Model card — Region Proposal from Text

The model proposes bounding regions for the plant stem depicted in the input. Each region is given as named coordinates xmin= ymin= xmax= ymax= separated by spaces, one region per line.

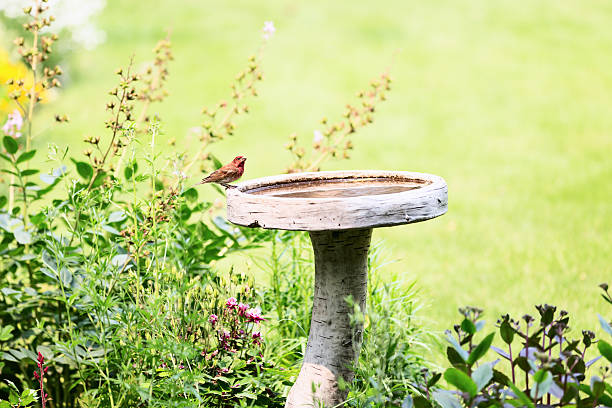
xmin=183 ymin=102 xmax=237 ymax=174
xmin=525 ymin=325 xmax=529 ymax=393
xmin=67 ymin=63 xmax=133 ymax=248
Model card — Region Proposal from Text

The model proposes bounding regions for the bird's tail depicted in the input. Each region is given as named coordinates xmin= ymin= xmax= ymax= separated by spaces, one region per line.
xmin=193 ymin=178 xmax=209 ymax=187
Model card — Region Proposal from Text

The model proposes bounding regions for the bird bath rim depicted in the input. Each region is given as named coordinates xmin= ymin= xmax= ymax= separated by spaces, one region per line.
xmin=226 ymin=170 xmax=448 ymax=231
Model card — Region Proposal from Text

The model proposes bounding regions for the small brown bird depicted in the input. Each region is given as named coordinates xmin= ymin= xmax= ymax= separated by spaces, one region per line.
xmin=195 ymin=156 xmax=246 ymax=188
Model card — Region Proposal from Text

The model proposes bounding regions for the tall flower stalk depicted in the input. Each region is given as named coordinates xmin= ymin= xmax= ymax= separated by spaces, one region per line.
xmin=33 ymin=352 xmax=49 ymax=408
xmin=4 ymin=0 xmax=65 ymax=223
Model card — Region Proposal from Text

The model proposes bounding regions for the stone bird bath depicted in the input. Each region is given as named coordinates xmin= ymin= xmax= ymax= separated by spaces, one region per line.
xmin=226 ymin=170 xmax=448 ymax=407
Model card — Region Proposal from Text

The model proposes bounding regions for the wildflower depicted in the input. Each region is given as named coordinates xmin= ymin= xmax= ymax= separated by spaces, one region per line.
xmin=172 ymin=169 xmax=186 ymax=180
xmin=246 ymin=307 xmax=265 ymax=323
xmin=226 ymin=297 xmax=238 ymax=309
xmin=262 ymin=21 xmax=275 ymax=40
xmin=313 ymin=129 xmax=324 ymax=147
xmin=237 ymin=302 xmax=249 ymax=317
xmin=252 ymin=331 xmax=261 ymax=345
xmin=34 ymin=351 xmax=48 ymax=408
xmin=208 ymin=314 xmax=218 ymax=326
xmin=2 ymin=109 xmax=23 ymax=137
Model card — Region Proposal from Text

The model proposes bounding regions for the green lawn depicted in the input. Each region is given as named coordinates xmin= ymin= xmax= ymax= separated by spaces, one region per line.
xmin=23 ymin=0 xmax=612 ymax=338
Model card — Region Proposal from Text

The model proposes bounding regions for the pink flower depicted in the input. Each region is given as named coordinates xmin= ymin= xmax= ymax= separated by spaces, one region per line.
xmin=246 ymin=307 xmax=265 ymax=323
xmin=2 ymin=109 xmax=23 ymax=138
xmin=226 ymin=297 xmax=238 ymax=309
xmin=208 ymin=314 xmax=218 ymax=326
xmin=252 ymin=331 xmax=261 ymax=345
xmin=237 ymin=302 xmax=249 ymax=316
xmin=262 ymin=21 xmax=275 ymax=40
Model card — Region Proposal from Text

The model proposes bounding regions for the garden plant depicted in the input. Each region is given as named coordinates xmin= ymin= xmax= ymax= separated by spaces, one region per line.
xmin=1 ymin=1 xmax=611 ymax=408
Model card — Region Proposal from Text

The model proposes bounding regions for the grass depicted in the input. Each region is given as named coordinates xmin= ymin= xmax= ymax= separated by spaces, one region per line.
xmin=6 ymin=0 xmax=612 ymax=344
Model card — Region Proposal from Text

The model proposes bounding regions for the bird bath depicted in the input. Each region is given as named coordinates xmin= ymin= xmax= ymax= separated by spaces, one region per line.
xmin=226 ymin=170 xmax=448 ymax=407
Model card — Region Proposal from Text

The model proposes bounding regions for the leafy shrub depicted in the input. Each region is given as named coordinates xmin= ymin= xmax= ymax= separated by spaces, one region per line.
xmin=421 ymin=284 xmax=612 ymax=408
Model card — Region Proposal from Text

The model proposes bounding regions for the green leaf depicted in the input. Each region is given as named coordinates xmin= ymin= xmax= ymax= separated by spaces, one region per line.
xmin=13 ymin=226 xmax=32 ymax=244
xmin=500 ymin=319 xmax=514 ymax=344
xmin=599 ymin=314 xmax=612 ymax=336
xmin=75 ymin=161 xmax=93 ymax=179
xmin=16 ymin=149 xmax=36 ymax=164
xmin=413 ymin=396 xmax=432 ymax=408
xmin=533 ymin=369 xmax=547 ymax=383
xmin=209 ymin=153 xmax=223 ymax=169
xmin=508 ymin=383 xmax=535 ymax=408
xmin=447 ymin=347 xmax=468 ymax=370
xmin=20 ymin=390 xmax=35 ymax=405
xmin=108 ymin=211 xmax=126 ymax=223
xmin=91 ymin=170 xmax=106 ymax=188
xmin=445 ymin=332 xmax=469 ymax=362
xmin=461 ymin=318 xmax=477 ymax=335
xmin=0 ymin=195 xmax=6 ymax=208
xmin=467 ymin=332 xmax=495 ymax=365
xmin=427 ymin=372 xmax=442 ymax=388
xmin=102 ymin=224 xmax=120 ymax=235
xmin=471 ymin=362 xmax=493 ymax=392
xmin=598 ymin=339 xmax=612 ymax=363
xmin=591 ymin=377 xmax=605 ymax=398
xmin=0 ymin=324 xmax=14 ymax=341
xmin=183 ymin=187 xmax=198 ymax=203
xmin=432 ymin=390 xmax=463 ymax=408
xmin=578 ymin=383 xmax=612 ymax=407
xmin=20 ymin=169 xmax=39 ymax=177
xmin=124 ymin=165 xmax=133 ymax=180
xmin=3 ymin=136 xmax=18 ymax=154
xmin=530 ymin=370 xmax=552 ymax=400
xmin=492 ymin=369 xmax=510 ymax=386
xmin=401 ymin=395 xmax=414 ymax=408
xmin=0 ymin=168 xmax=17 ymax=176
xmin=444 ymin=367 xmax=478 ymax=397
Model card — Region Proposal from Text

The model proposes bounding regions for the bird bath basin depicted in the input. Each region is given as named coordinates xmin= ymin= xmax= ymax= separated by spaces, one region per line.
xmin=226 ymin=170 xmax=448 ymax=407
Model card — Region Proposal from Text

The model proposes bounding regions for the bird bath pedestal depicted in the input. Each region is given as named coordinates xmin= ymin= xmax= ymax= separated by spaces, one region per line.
xmin=226 ymin=170 xmax=448 ymax=407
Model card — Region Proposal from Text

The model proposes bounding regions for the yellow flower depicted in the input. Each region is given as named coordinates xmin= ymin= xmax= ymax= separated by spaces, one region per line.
xmin=0 ymin=48 xmax=48 ymax=115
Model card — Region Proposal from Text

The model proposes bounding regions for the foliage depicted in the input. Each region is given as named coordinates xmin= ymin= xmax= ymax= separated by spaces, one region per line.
xmin=344 ymin=244 xmax=432 ymax=407
xmin=422 ymin=284 xmax=612 ymax=408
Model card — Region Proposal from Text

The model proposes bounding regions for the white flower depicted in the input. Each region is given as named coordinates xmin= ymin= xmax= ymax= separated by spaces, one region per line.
xmin=172 ymin=160 xmax=187 ymax=180
xmin=262 ymin=21 xmax=275 ymax=40
xmin=0 ymin=0 xmax=107 ymax=50
xmin=2 ymin=109 xmax=23 ymax=138
xmin=172 ymin=170 xmax=187 ymax=180
xmin=313 ymin=130 xmax=324 ymax=146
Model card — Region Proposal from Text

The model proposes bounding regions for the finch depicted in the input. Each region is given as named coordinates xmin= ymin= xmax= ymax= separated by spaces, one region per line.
xmin=195 ymin=156 xmax=246 ymax=188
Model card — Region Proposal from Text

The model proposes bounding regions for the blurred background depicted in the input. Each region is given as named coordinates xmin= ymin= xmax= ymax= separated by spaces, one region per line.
xmin=1 ymin=0 xmax=611 ymax=333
